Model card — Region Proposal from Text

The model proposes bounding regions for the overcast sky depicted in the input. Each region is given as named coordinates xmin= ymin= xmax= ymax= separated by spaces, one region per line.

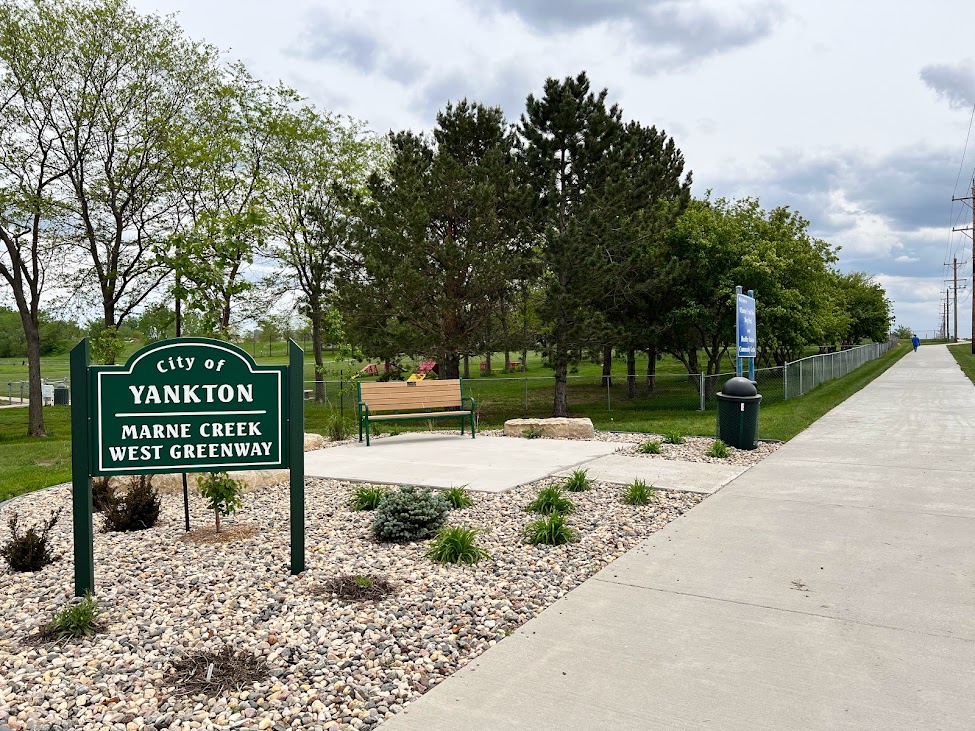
xmin=133 ymin=0 xmax=975 ymax=335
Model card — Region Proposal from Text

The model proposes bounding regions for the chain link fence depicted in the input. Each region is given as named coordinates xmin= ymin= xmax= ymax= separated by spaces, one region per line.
xmin=782 ymin=341 xmax=894 ymax=401
xmin=300 ymin=340 xmax=893 ymax=422
xmin=300 ymin=367 xmax=789 ymax=423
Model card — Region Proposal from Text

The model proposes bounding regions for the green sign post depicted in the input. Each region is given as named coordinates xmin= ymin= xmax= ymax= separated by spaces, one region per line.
xmin=70 ymin=337 xmax=305 ymax=596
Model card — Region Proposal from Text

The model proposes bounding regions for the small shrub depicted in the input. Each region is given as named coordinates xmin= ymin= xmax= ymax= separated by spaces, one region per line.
xmin=91 ymin=477 xmax=116 ymax=513
xmin=623 ymin=478 xmax=657 ymax=506
xmin=638 ymin=440 xmax=661 ymax=455
xmin=326 ymin=414 xmax=352 ymax=441
xmin=526 ymin=485 xmax=575 ymax=515
xmin=371 ymin=485 xmax=450 ymax=542
xmin=663 ymin=430 xmax=685 ymax=445
xmin=524 ymin=513 xmax=577 ymax=545
xmin=101 ymin=475 xmax=161 ymax=532
xmin=442 ymin=486 xmax=474 ymax=509
xmin=1 ymin=509 xmax=61 ymax=572
xmin=41 ymin=593 xmax=102 ymax=640
xmin=523 ymin=425 xmax=543 ymax=439
xmin=563 ymin=469 xmax=593 ymax=492
xmin=708 ymin=440 xmax=730 ymax=458
xmin=320 ymin=574 xmax=396 ymax=602
xmin=426 ymin=526 xmax=492 ymax=565
xmin=349 ymin=485 xmax=389 ymax=511
xmin=197 ymin=472 xmax=244 ymax=534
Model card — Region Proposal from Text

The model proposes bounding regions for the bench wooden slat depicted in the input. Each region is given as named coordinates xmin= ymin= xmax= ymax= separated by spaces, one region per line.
xmin=359 ymin=382 xmax=459 ymax=394
xmin=363 ymin=398 xmax=462 ymax=411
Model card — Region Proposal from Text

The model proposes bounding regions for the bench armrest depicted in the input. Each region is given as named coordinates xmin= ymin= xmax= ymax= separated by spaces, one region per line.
xmin=462 ymin=396 xmax=476 ymax=411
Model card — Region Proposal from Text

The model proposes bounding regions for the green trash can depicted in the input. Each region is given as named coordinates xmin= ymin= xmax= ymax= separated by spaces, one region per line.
xmin=54 ymin=384 xmax=70 ymax=406
xmin=716 ymin=377 xmax=761 ymax=450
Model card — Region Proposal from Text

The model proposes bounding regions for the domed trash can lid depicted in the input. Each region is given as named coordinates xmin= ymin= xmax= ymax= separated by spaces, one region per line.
xmin=718 ymin=376 xmax=759 ymax=398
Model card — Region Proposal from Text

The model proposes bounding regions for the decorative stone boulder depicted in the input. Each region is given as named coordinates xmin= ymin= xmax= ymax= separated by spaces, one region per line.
xmin=304 ymin=432 xmax=328 ymax=451
xmin=503 ymin=417 xmax=595 ymax=440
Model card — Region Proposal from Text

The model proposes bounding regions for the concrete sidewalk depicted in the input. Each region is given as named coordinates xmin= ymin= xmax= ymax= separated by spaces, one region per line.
xmin=381 ymin=345 xmax=975 ymax=730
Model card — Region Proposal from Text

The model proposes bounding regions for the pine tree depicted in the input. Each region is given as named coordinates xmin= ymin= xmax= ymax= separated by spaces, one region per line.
xmin=519 ymin=72 xmax=622 ymax=416
xmin=339 ymin=100 xmax=530 ymax=379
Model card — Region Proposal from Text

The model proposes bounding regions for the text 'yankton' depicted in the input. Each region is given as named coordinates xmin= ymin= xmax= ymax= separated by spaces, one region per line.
xmin=128 ymin=383 xmax=253 ymax=405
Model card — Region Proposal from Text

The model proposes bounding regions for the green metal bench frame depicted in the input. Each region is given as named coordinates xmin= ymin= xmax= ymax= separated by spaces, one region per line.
xmin=356 ymin=380 xmax=476 ymax=446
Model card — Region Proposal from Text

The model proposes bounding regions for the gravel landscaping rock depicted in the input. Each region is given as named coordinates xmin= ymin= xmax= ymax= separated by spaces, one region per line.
xmin=0 ymin=472 xmax=702 ymax=729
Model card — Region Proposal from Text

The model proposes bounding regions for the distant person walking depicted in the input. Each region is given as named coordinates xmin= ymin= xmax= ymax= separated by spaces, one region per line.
xmin=911 ymin=334 xmax=920 ymax=352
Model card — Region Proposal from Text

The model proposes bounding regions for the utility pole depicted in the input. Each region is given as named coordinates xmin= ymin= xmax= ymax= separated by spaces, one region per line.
xmin=952 ymin=180 xmax=975 ymax=352
xmin=945 ymin=290 xmax=949 ymax=339
xmin=954 ymin=257 xmax=960 ymax=343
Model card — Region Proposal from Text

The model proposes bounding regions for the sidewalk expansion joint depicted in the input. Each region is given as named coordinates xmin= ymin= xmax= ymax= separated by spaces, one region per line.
xmin=591 ymin=577 xmax=975 ymax=644
xmin=722 ymin=493 xmax=975 ymax=521
xmin=768 ymin=457 xmax=975 ymax=475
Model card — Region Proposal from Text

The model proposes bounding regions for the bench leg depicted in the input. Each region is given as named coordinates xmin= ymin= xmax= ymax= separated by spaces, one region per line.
xmin=365 ymin=419 xmax=371 ymax=446
xmin=358 ymin=415 xmax=363 ymax=443
xmin=460 ymin=416 xmax=464 ymax=435
xmin=470 ymin=412 xmax=476 ymax=439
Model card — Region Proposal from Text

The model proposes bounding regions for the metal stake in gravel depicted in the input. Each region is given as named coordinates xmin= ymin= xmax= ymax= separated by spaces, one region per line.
xmin=69 ymin=337 xmax=306 ymax=596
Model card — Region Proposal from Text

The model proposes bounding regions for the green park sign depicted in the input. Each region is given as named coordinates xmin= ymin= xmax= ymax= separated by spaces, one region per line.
xmin=90 ymin=339 xmax=288 ymax=475
xmin=70 ymin=337 xmax=305 ymax=596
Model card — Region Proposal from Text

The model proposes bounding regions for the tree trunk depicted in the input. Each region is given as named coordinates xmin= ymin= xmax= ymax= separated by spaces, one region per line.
xmin=215 ymin=509 xmax=221 ymax=534
xmin=626 ymin=348 xmax=636 ymax=399
xmin=504 ymin=351 xmax=511 ymax=371
xmin=102 ymin=307 xmax=118 ymax=365
xmin=311 ymin=306 xmax=325 ymax=402
xmin=553 ymin=359 xmax=569 ymax=417
xmin=646 ymin=347 xmax=658 ymax=395
xmin=522 ymin=349 xmax=528 ymax=370
xmin=442 ymin=353 xmax=461 ymax=380
xmin=601 ymin=345 xmax=613 ymax=387
xmin=463 ymin=355 xmax=470 ymax=379
xmin=485 ymin=353 xmax=492 ymax=375
xmin=23 ymin=312 xmax=46 ymax=437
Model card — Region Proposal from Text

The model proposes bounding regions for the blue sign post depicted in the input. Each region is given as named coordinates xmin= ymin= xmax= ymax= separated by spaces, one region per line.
xmin=736 ymin=286 xmax=757 ymax=380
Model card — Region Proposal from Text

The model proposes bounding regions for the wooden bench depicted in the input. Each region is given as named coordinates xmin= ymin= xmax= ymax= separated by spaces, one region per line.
xmin=356 ymin=380 xmax=476 ymax=446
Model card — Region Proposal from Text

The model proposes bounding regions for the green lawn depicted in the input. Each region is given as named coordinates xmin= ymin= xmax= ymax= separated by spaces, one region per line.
xmin=0 ymin=342 xmax=904 ymax=503
xmin=947 ymin=343 xmax=975 ymax=385
xmin=0 ymin=406 xmax=72 ymax=502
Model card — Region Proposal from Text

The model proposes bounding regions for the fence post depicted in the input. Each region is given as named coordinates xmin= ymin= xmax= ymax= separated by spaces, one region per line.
xmin=799 ymin=360 xmax=803 ymax=396
xmin=784 ymin=365 xmax=789 ymax=400
xmin=699 ymin=373 xmax=705 ymax=411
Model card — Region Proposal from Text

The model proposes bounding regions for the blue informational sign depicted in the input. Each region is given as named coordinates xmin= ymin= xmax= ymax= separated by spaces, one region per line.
xmin=736 ymin=291 xmax=757 ymax=359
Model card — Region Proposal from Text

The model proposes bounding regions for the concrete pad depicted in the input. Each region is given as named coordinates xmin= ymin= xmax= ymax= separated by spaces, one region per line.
xmin=555 ymin=453 xmax=747 ymax=494
xmin=382 ymin=579 xmax=975 ymax=731
xmin=303 ymin=433 xmax=634 ymax=492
